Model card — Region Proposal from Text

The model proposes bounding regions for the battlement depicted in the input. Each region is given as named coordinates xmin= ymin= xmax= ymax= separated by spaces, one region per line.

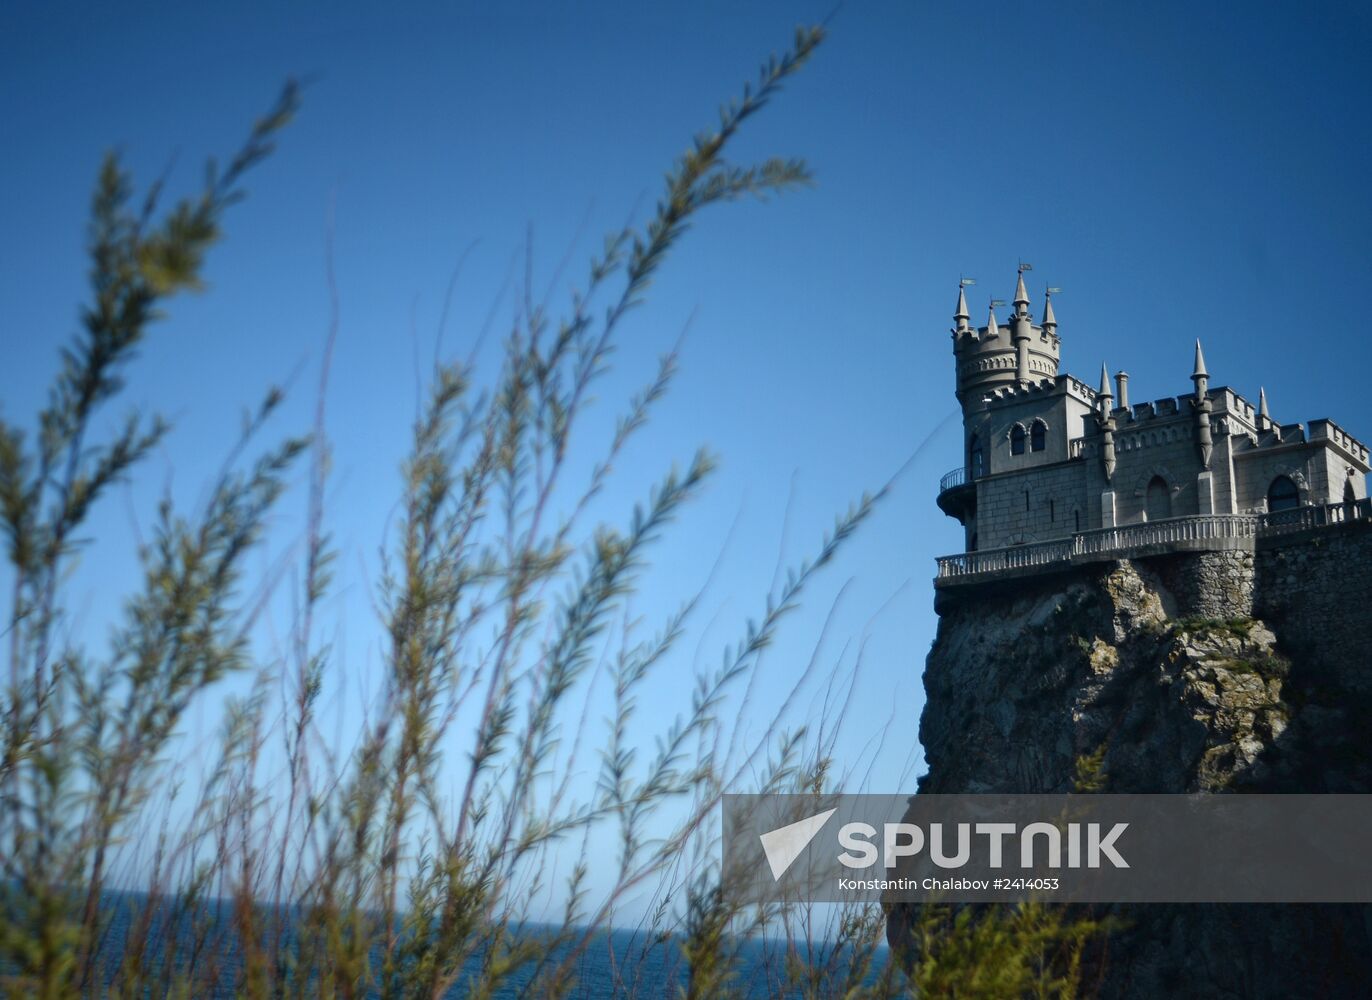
xmin=1310 ymin=419 xmax=1371 ymax=464
xmin=952 ymin=322 xmax=1061 ymax=357
xmin=979 ymin=373 xmax=1096 ymax=411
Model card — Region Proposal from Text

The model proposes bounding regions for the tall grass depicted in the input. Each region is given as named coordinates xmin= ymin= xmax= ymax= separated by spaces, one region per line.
xmin=0 ymin=24 xmax=1104 ymax=998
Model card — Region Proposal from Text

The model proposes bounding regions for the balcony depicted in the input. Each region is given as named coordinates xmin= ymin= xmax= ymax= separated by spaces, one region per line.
xmin=939 ymin=466 xmax=971 ymax=493
xmin=937 ymin=465 xmax=978 ymax=520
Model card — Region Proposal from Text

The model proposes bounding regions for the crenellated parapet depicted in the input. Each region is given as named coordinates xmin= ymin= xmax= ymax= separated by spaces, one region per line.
xmin=951 ymin=269 xmax=1062 ymax=410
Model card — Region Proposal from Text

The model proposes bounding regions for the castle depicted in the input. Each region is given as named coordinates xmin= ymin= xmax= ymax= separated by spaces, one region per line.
xmin=934 ymin=267 xmax=1371 ymax=582
xmin=898 ymin=269 xmax=1372 ymax=993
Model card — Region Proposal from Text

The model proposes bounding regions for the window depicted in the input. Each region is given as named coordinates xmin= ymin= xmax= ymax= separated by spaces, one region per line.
xmin=1345 ymin=479 xmax=1357 ymax=504
xmin=969 ymin=435 xmax=984 ymax=479
xmin=1024 ymin=490 xmax=1030 ymax=512
xmin=1010 ymin=424 xmax=1026 ymax=456
xmin=1030 ymin=420 xmax=1047 ymax=453
xmin=1144 ymin=476 xmax=1171 ymax=521
xmin=1267 ymin=475 xmax=1300 ymax=513
xmin=1074 ymin=510 xmax=1080 ymax=532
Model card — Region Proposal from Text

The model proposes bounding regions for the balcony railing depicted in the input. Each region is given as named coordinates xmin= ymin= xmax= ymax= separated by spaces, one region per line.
xmin=935 ymin=500 xmax=1372 ymax=583
xmin=939 ymin=466 xmax=970 ymax=493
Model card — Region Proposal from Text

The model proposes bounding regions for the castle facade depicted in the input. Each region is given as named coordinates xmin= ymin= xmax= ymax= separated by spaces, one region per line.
xmin=936 ymin=268 xmax=1370 ymax=566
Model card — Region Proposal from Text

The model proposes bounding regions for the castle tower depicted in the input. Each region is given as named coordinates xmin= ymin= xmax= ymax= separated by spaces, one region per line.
xmin=952 ymin=269 xmax=1061 ymax=415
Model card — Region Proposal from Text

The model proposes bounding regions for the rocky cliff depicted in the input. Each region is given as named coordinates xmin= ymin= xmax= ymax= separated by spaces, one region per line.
xmin=889 ymin=520 xmax=1372 ymax=998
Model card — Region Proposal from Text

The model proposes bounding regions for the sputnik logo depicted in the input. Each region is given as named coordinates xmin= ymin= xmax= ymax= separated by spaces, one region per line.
xmin=758 ymin=808 xmax=837 ymax=881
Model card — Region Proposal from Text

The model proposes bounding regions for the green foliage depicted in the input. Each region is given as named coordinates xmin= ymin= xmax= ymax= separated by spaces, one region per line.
xmin=1173 ymin=616 xmax=1256 ymax=640
xmin=1072 ymin=744 xmax=1109 ymax=794
xmin=901 ymin=901 xmax=1105 ymax=999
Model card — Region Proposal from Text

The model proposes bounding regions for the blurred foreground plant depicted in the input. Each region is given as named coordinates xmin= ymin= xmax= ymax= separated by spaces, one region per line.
xmin=0 ymin=24 xmax=1108 ymax=1000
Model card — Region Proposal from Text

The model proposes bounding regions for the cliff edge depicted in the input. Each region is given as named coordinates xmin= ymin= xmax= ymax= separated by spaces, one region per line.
xmin=889 ymin=521 xmax=1372 ymax=997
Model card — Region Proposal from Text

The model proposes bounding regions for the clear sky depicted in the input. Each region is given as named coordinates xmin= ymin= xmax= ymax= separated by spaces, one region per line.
xmin=4 ymin=0 xmax=1372 ymax=915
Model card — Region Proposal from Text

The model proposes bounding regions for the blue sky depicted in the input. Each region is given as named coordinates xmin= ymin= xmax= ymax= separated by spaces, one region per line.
xmin=4 ymin=0 xmax=1372 ymax=915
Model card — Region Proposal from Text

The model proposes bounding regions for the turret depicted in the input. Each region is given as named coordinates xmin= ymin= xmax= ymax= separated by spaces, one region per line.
xmin=1097 ymin=362 xmax=1113 ymax=415
xmin=1191 ymin=340 xmax=1213 ymax=469
xmin=1098 ymin=363 xmax=1116 ymax=481
xmin=1013 ymin=268 xmax=1031 ymax=319
xmin=1012 ymin=266 xmax=1033 ymax=384
xmin=1191 ymin=340 xmax=1210 ymax=398
xmin=951 ymin=265 xmax=1062 ymax=413
xmin=953 ymin=284 xmax=970 ymax=334
xmin=1041 ymin=290 xmax=1057 ymax=335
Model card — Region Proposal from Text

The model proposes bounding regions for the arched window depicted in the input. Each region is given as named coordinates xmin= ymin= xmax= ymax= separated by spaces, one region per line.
xmin=1144 ymin=476 xmax=1172 ymax=521
xmin=1010 ymin=424 xmax=1026 ymax=456
xmin=1030 ymin=420 xmax=1047 ymax=453
xmin=969 ymin=435 xmax=984 ymax=479
xmin=1267 ymin=475 xmax=1300 ymax=513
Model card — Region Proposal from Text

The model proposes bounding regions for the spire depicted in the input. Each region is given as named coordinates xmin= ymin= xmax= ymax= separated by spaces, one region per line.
xmin=954 ymin=284 xmax=970 ymax=332
xmin=1041 ymin=291 xmax=1057 ymax=332
xmin=1191 ymin=340 xmax=1209 ymax=381
xmin=985 ymin=304 xmax=999 ymax=340
xmin=1013 ymin=268 xmax=1030 ymax=317
xmin=1259 ymin=386 xmax=1270 ymax=420
xmin=1098 ymin=362 xmax=1113 ymax=401
xmin=1192 ymin=341 xmax=1213 ymax=469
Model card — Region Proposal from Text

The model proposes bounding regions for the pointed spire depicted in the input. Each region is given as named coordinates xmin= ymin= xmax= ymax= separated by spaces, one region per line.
xmin=954 ymin=285 xmax=970 ymax=331
xmin=1009 ymin=268 xmax=1031 ymax=304
xmin=1192 ymin=340 xmax=1209 ymax=380
xmin=1259 ymin=387 xmax=1270 ymax=420
xmin=985 ymin=304 xmax=999 ymax=339
xmin=1098 ymin=362 xmax=1114 ymax=416
xmin=1041 ymin=292 xmax=1057 ymax=331
xmin=1013 ymin=270 xmax=1030 ymax=312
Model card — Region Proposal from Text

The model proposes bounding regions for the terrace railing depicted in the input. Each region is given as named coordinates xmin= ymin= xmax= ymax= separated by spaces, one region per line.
xmin=935 ymin=499 xmax=1372 ymax=583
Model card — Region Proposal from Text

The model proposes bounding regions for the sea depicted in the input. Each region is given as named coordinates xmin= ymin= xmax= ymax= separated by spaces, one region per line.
xmin=7 ymin=891 xmax=895 ymax=998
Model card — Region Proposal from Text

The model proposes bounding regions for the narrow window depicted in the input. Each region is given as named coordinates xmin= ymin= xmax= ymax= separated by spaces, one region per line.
xmin=1030 ymin=420 xmax=1047 ymax=453
xmin=1267 ymin=475 xmax=1300 ymax=513
xmin=969 ymin=434 xmax=984 ymax=479
xmin=1011 ymin=424 xmax=1026 ymax=456
xmin=1344 ymin=479 xmax=1356 ymax=504
xmin=1050 ymin=499 xmax=1055 ymax=522
xmin=1145 ymin=476 xmax=1172 ymax=521
xmin=1074 ymin=510 xmax=1080 ymax=532
xmin=1024 ymin=490 xmax=1030 ymax=512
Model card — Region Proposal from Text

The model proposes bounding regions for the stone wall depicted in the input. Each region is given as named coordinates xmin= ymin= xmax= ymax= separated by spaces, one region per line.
xmin=975 ymin=461 xmax=1089 ymax=549
xmin=1256 ymin=518 xmax=1372 ymax=694
xmin=1153 ymin=549 xmax=1255 ymax=619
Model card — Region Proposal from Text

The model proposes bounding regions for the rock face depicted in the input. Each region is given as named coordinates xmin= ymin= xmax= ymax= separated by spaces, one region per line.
xmin=890 ymin=522 xmax=1372 ymax=998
